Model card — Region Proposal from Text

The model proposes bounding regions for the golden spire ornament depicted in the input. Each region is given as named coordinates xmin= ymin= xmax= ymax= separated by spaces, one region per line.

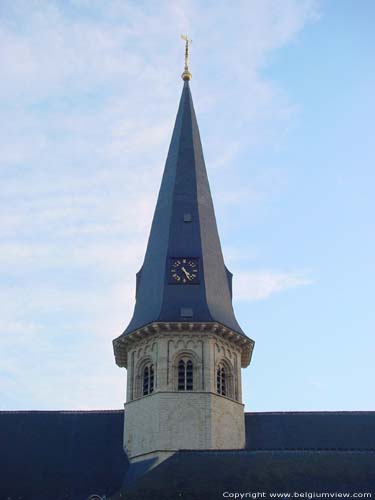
xmin=181 ymin=34 xmax=192 ymax=81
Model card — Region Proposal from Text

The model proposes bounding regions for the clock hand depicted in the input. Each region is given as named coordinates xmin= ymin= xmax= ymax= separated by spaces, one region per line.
xmin=181 ymin=267 xmax=189 ymax=277
xmin=181 ymin=267 xmax=193 ymax=280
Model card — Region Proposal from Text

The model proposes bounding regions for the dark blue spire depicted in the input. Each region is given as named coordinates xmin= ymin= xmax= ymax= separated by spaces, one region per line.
xmin=120 ymin=81 xmax=246 ymax=337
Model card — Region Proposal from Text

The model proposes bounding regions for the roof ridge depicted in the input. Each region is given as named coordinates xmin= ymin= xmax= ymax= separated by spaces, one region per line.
xmin=177 ymin=448 xmax=375 ymax=453
xmin=2 ymin=410 xmax=374 ymax=415
xmin=245 ymin=410 xmax=375 ymax=415
xmin=0 ymin=409 xmax=124 ymax=414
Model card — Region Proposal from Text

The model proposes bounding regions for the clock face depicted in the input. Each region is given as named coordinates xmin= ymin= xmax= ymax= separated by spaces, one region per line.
xmin=169 ymin=258 xmax=199 ymax=284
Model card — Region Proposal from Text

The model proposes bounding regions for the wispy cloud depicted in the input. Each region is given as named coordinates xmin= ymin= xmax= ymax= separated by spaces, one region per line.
xmin=0 ymin=0 xmax=318 ymax=409
xmin=235 ymin=270 xmax=313 ymax=301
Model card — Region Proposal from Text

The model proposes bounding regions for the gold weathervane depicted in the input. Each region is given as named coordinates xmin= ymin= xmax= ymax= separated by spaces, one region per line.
xmin=181 ymin=34 xmax=192 ymax=81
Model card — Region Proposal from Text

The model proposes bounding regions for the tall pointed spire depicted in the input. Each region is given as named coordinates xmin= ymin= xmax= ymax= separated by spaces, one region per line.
xmin=113 ymin=58 xmax=254 ymax=368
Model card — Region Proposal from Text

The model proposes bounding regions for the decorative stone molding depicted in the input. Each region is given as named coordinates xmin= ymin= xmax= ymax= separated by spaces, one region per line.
xmin=113 ymin=321 xmax=254 ymax=369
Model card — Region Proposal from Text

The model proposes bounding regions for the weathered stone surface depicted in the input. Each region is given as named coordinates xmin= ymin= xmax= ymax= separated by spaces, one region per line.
xmin=123 ymin=329 xmax=245 ymax=458
xmin=124 ymin=391 xmax=245 ymax=457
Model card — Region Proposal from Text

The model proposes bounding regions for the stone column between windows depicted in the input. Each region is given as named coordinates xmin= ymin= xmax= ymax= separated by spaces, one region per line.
xmin=156 ymin=336 xmax=168 ymax=391
xmin=236 ymin=350 xmax=242 ymax=404
xmin=203 ymin=335 xmax=215 ymax=393
xmin=126 ymin=348 xmax=135 ymax=402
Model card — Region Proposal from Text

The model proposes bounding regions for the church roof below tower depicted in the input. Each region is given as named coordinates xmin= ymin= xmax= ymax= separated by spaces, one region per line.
xmin=1 ymin=410 xmax=374 ymax=499
xmin=114 ymin=80 xmax=252 ymax=356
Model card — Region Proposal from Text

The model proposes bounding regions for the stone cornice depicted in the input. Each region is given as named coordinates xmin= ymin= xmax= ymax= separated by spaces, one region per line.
xmin=113 ymin=321 xmax=254 ymax=369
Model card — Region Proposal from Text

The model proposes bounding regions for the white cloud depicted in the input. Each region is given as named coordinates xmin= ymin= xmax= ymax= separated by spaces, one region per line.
xmin=235 ymin=270 xmax=313 ymax=301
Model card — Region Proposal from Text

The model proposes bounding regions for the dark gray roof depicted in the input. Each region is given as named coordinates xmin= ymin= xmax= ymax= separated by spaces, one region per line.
xmin=117 ymin=81 xmax=246 ymax=338
xmin=1 ymin=410 xmax=374 ymax=499
xmin=118 ymin=450 xmax=375 ymax=500
xmin=0 ymin=410 xmax=128 ymax=500
xmin=245 ymin=411 xmax=375 ymax=450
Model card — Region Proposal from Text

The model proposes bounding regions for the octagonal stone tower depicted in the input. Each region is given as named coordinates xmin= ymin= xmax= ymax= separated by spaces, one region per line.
xmin=113 ymin=76 xmax=254 ymax=462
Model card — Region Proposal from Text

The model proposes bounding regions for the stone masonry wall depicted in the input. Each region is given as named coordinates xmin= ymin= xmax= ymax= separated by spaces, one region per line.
xmin=124 ymin=391 xmax=245 ymax=458
xmin=123 ymin=328 xmax=245 ymax=458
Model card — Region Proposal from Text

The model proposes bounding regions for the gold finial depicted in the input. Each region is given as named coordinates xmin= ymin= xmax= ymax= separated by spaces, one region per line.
xmin=181 ymin=34 xmax=192 ymax=81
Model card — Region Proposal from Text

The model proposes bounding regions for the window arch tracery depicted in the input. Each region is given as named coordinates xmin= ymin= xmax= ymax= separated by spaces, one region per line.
xmin=217 ymin=364 xmax=227 ymax=396
xmin=216 ymin=359 xmax=235 ymax=399
xmin=178 ymin=358 xmax=193 ymax=391
xmin=143 ymin=363 xmax=154 ymax=396
xmin=135 ymin=356 xmax=155 ymax=398
xmin=173 ymin=350 xmax=201 ymax=391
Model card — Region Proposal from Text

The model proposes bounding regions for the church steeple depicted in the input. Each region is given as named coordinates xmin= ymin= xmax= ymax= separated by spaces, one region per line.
xmin=125 ymin=80 xmax=245 ymax=330
xmin=113 ymin=77 xmax=253 ymax=368
xmin=113 ymin=52 xmax=254 ymax=460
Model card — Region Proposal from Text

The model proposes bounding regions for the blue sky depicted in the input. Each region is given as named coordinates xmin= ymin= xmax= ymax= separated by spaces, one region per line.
xmin=0 ymin=0 xmax=374 ymax=411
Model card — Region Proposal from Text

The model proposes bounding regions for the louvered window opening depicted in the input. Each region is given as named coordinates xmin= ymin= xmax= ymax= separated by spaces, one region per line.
xmin=217 ymin=366 xmax=227 ymax=396
xmin=178 ymin=359 xmax=193 ymax=391
xmin=143 ymin=364 xmax=154 ymax=396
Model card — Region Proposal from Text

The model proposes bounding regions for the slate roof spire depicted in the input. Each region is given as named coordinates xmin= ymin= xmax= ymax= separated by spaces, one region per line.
xmin=116 ymin=78 xmax=249 ymax=339
xmin=113 ymin=53 xmax=256 ymax=368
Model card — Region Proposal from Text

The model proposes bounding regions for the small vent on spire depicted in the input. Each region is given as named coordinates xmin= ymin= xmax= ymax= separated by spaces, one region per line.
xmin=180 ymin=307 xmax=193 ymax=318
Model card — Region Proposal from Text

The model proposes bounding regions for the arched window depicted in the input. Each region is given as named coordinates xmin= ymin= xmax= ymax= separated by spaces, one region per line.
xmin=217 ymin=365 xmax=227 ymax=396
xmin=178 ymin=359 xmax=193 ymax=391
xmin=142 ymin=363 xmax=154 ymax=396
